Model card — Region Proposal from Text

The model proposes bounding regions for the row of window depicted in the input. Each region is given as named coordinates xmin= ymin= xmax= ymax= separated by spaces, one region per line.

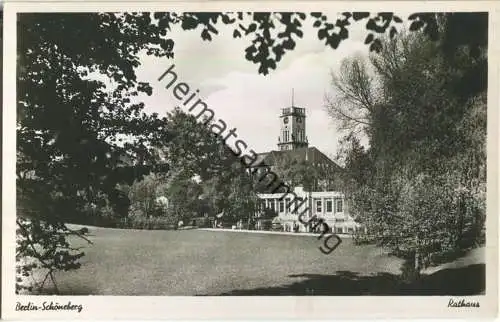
xmin=316 ymin=199 xmax=343 ymax=213
xmin=259 ymin=198 xmax=343 ymax=214
xmin=260 ymin=198 xmax=299 ymax=213
xmin=283 ymin=130 xmax=290 ymax=142
xmin=296 ymin=129 xmax=305 ymax=142
xmin=282 ymin=129 xmax=306 ymax=143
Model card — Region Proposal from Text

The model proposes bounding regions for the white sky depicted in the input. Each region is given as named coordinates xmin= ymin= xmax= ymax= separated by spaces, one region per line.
xmin=133 ymin=13 xmax=408 ymax=159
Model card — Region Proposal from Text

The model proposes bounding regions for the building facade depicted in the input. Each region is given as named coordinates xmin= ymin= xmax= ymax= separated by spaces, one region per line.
xmin=257 ymin=186 xmax=361 ymax=234
xmin=254 ymin=101 xmax=362 ymax=234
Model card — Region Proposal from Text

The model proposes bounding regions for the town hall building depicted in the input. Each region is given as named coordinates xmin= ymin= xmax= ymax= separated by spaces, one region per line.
xmin=254 ymin=103 xmax=361 ymax=234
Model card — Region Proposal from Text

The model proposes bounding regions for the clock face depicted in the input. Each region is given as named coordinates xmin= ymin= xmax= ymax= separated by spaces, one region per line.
xmin=283 ymin=117 xmax=289 ymax=124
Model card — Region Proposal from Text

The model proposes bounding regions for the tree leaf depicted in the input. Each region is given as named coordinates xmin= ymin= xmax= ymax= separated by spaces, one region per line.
xmin=364 ymin=33 xmax=374 ymax=44
xmin=247 ymin=23 xmax=257 ymax=34
xmin=393 ymin=15 xmax=403 ymax=23
xmin=389 ymin=26 xmax=397 ymax=39
xmin=409 ymin=20 xmax=424 ymax=31
xmin=353 ymin=12 xmax=370 ymax=21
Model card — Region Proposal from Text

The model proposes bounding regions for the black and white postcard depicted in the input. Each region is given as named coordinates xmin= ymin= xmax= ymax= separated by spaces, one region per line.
xmin=2 ymin=1 xmax=499 ymax=319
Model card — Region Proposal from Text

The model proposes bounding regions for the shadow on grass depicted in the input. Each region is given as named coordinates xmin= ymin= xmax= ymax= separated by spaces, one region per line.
xmin=403 ymin=264 xmax=485 ymax=295
xmin=219 ymin=264 xmax=485 ymax=296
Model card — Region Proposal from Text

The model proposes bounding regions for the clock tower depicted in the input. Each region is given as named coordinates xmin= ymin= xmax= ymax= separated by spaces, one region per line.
xmin=277 ymin=104 xmax=308 ymax=151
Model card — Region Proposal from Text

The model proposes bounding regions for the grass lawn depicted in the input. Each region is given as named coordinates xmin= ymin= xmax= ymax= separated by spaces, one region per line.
xmin=39 ymin=226 xmax=484 ymax=296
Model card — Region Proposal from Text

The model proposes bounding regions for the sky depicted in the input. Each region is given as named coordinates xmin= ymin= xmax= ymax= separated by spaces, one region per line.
xmin=133 ymin=13 xmax=392 ymax=159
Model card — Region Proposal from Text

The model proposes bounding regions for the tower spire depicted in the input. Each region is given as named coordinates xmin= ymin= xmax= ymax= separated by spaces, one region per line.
xmin=291 ymin=88 xmax=294 ymax=107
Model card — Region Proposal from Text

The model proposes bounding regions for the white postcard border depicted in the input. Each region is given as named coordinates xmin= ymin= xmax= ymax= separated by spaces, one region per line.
xmin=2 ymin=1 xmax=499 ymax=319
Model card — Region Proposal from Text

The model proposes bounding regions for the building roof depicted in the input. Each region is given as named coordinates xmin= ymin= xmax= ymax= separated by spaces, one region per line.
xmin=254 ymin=146 xmax=342 ymax=170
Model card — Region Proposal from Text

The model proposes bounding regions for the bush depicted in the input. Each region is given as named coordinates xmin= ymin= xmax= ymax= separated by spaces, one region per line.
xmin=190 ymin=217 xmax=210 ymax=228
xmin=353 ymin=233 xmax=377 ymax=245
xmin=118 ymin=216 xmax=177 ymax=230
xmin=256 ymin=219 xmax=273 ymax=231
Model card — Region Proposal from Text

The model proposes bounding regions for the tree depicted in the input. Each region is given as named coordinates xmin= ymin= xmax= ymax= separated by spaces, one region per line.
xmin=17 ymin=13 xmax=175 ymax=293
xmin=154 ymin=108 xmax=258 ymax=223
xmin=332 ymin=27 xmax=486 ymax=280
xmin=336 ymin=134 xmax=371 ymax=191
xmin=128 ymin=173 xmax=168 ymax=218
xmin=325 ymin=55 xmax=376 ymax=135
xmin=164 ymin=171 xmax=203 ymax=222
xmin=201 ymin=162 xmax=258 ymax=223
xmin=158 ymin=108 xmax=239 ymax=181
xmin=270 ymin=154 xmax=343 ymax=193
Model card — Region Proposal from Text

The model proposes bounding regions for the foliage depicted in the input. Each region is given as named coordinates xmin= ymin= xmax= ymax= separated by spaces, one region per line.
xmin=17 ymin=12 xmax=174 ymax=293
xmin=161 ymin=109 xmax=259 ymax=220
xmin=201 ymin=162 xmax=257 ymax=222
xmin=164 ymin=171 xmax=203 ymax=222
xmin=118 ymin=215 xmax=178 ymax=230
xmin=260 ymin=207 xmax=278 ymax=220
xmin=332 ymin=25 xmax=486 ymax=278
xmin=335 ymin=134 xmax=372 ymax=202
xmin=155 ymin=12 xmax=486 ymax=79
xmin=128 ymin=173 xmax=169 ymax=218
xmin=16 ymin=218 xmax=91 ymax=294
xmin=325 ymin=55 xmax=376 ymax=135
xmin=159 ymin=109 xmax=228 ymax=180
xmin=271 ymin=155 xmax=342 ymax=192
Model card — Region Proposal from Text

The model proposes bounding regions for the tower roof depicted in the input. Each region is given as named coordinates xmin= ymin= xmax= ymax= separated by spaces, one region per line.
xmin=280 ymin=106 xmax=305 ymax=116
